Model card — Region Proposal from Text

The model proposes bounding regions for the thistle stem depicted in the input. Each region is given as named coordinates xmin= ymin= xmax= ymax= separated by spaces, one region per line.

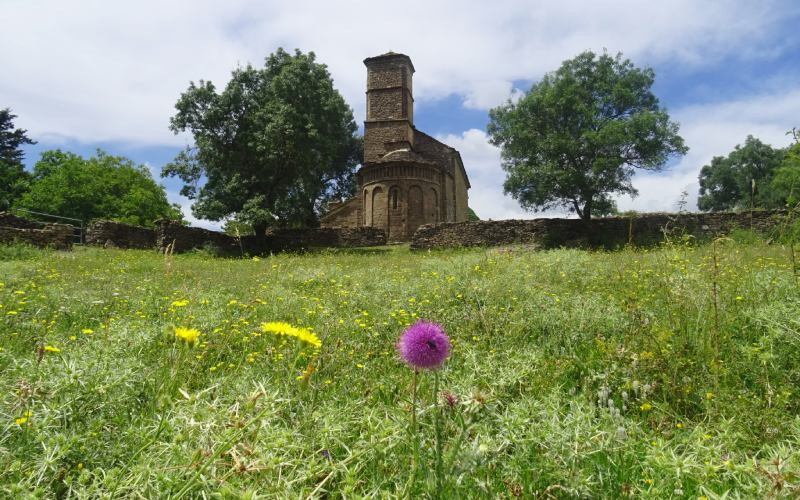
xmin=411 ymin=369 xmax=419 ymax=481
xmin=434 ymin=370 xmax=443 ymax=494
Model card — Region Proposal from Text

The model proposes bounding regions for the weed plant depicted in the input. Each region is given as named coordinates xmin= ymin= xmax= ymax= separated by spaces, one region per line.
xmin=0 ymin=239 xmax=799 ymax=497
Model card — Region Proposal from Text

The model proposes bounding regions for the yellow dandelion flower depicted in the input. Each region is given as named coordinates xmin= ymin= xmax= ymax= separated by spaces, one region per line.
xmin=640 ymin=402 xmax=652 ymax=412
xmin=43 ymin=345 xmax=61 ymax=353
xmin=174 ymin=327 xmax=200 ymax=345
xmin=260 ymin=322 xmax=321 ymax=348
xmin=15 ymin=417 xmax=28 ymax=425
xmin=171 ymin=299 xmax=189 ymax=307
xmin=81 ymin=328 xmax=94 ymax=335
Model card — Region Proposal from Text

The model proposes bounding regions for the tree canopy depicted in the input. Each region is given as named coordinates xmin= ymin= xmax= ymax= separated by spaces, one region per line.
xmin=163 ymin=48 xmax=361 ymax=234
xmin=770 ymin=140 xmax=800 ymax=207
xmin=0 ymin=108 xmax=36 ymax=211
xmin=487 ymin=51 xmax=687 ymax=220
xmin=697 ymin=135 xmax=788 ymax=211
xmin=16 ymin=150 xmax=182 ymax=226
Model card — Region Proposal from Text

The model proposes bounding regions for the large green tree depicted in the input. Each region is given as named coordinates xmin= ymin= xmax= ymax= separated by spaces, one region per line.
xmin=771 ymin=140 xmax=800 ymax=207
xmin=16 ymin=150 xmax=182 ymax=226
xmin=0 ymin=108 xmax=36 ymax=211
xmin=163 ymin=48 xmax=361 ymax=234
xmin=488 ymin=51 xmax=688 ymax=220
xmin=697 ymin=136 xmax=785 ymax=211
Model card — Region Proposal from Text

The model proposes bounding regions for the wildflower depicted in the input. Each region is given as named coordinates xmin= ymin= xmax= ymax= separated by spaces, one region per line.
xmin=442 ymin=391 xmax=459 ymax=409
xmin=640 ymin=402 xmax=652 ymax=412
xmin=171 ymin=299 xmax=189 ymax=307
xmin=296 ymin=362 xmax=315 ymax=381
xmin=43 ymin=345 xmax=61 ymax=353
xmin=174 ymin=327 xmax=200 ymax=345
xmin=396 ymin=320 xmax=451 ymax=370
xmin=260 ymin=321 xmax=321 ymax=348
xmin=81 ymin=328 xmax=94 ymax=335
xmin=15 ymin=411 xmax=32 ymax=426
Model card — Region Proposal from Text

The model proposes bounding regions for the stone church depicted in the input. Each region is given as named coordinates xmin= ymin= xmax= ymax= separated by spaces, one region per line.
xmin=320 ymin=52 xmax=471 ymax=241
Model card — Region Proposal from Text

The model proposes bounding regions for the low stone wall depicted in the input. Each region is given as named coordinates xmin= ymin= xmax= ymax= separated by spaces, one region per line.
xmin=85 ymin=220 xmax=156 ymax=249
xmin=155 ymin=220 xmax=240 ymax=254
xmin=0 ymin=223 xmax=74 ymax=250
xmin=155 ymin=220 xmax=387 ymax=255
xmin=0 ymin=212 xmax=48 ymax=230
xmin=411 ymin=210 xmax=788 ymax=250
xmin=261 ymin=226 xmax=386 ymax=252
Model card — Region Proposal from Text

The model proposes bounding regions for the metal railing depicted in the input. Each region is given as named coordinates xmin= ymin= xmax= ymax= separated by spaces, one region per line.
xmin=10 ymin=208 xmax=84 ymax=243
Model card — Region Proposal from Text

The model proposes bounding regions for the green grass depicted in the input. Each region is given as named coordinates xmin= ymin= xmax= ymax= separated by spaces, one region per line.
xmin=1 ymin=239 xmax=799 ymax=498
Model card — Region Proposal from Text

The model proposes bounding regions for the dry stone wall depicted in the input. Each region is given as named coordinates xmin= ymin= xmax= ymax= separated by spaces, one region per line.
xmin=0 ymin=223 xmax=74 ymax=250
xmin=85 ymin=220 xmax=156 ymax=249
xmin=411 ymin=211 xmax=788 ymax=250
xmin=263 ymin=227 xmax=386 ymax=251
xmin=155 ymin=220 xmax=240 ymax=254
xmin=0 ymin=212 xmax=47 ymax=229
xmin=154 ymin=220 xmax=387 ymax=255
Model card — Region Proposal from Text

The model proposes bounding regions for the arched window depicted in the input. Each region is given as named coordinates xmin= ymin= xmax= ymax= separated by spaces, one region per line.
xmin=390 ymin=187 xmax=399 ymax=209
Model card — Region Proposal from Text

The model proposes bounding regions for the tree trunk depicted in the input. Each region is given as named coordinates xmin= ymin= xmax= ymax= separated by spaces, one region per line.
xmin=582 ymin=198 xmax=593 ymax=221
xmin=581 ymin=199 xmax=600 ymax=246
xmin=253 ymin=222 xmax=268 ymax=238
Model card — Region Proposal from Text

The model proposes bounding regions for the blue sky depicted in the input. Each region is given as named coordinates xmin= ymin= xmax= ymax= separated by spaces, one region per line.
xmin=3 ymin=0 xmax=799 ymax=228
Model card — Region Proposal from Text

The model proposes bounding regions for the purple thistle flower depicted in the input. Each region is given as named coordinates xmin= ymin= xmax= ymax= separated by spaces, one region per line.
xmin=396 ymin=320 xmax=451 ymax=370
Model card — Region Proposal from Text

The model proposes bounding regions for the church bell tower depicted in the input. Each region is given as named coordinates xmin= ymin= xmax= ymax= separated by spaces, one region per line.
xmin=363 ymin=52 xmax=415 ymax=163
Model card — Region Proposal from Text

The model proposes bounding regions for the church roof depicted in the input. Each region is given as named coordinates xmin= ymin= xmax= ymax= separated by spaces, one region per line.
xmin=413 ymin=129 xmax=471 ymax=189
xmin=363 ymin=52 xmax=415 ymax=72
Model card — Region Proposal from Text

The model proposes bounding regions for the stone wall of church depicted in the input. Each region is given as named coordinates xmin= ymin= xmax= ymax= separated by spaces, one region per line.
xmin=364 ymin=121 xmax=414 ymax=162
xmin=362 ymin=178 xmax=441 ymax=241
xmin=319 ymin=197 xmax=361 ymax=228
xmin=454 ymin=162 xmax=470 ymax=222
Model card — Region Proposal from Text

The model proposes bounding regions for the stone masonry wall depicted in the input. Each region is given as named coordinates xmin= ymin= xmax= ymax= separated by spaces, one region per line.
xmin=0 ymin=212 xmax=47 ymax=229
xmin=0 ymin=223 xmax=74 ymax=250
xmin=155 ymin=220 xmax=241 ymax=254
xmin=85 ymin=220 xmax=156 ymax=249
xmin=320 ymin=197 xmax=362 ymax=228
xmin=261 ymin=226 xmax=386 ymax=252
xmin=155 ymin=220 xmax=386 ymax=255
xmin=410 ymin=211 xmax=788 ymax=250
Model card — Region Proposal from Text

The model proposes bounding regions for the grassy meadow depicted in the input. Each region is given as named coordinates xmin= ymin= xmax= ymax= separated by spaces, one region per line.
xmin=1 ymin=236 xmax=799 ymax=498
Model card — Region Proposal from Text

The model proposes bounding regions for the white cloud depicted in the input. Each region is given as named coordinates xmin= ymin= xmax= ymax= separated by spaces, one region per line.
xmin=437 ymin=129 xmax=550 ymax=220
xmin=2 ymin=0 xmax=797 ymax=225
xmin=615 ymin=88 xmax=800 ymax=212
xmin=1 ymin=0 xmax=793 ymax=145
xmin=164 ymin=189 xmax=222 ymax=231
xmin=440 ymin=86 xmax=800 ymax=218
